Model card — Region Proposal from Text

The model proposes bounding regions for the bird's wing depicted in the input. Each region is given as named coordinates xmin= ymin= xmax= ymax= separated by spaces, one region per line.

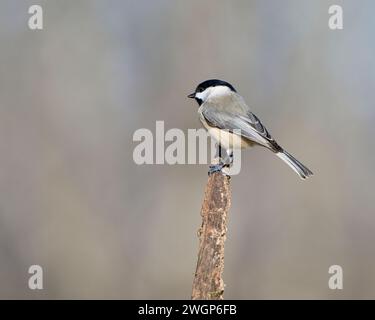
xmin=199 ymin=94 xmax=281 ymax=151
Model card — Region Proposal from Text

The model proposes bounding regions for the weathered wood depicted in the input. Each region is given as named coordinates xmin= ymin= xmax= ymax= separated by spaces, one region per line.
xmin=191 ymin=172 xmax=231 ymax=300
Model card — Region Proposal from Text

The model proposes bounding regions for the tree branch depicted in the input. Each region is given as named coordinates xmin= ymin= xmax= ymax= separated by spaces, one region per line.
xmin=191 ymin=172 xmax=231 ymax=300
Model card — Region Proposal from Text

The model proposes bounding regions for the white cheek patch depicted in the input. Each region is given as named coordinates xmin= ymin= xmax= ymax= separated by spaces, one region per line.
xmin=195 ymin=86 xmax=231 ymax=102
xmin=195 ymin=89 xmax=210 ymax=101
xmin=209 ymin=85 xmax=231 ymax=98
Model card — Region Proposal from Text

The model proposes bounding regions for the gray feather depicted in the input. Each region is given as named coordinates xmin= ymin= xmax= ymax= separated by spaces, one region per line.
xmin=199 ymin=92 xmax=280 ymax=151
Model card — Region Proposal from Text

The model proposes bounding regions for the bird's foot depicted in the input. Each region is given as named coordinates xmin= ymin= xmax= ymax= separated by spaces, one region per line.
xmin=208 ymin=163 xmax=230 ymax=176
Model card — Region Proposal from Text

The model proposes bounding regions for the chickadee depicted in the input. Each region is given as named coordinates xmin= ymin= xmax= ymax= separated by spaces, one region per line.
xmin=188 ymin=79 xmax=313 ymax=179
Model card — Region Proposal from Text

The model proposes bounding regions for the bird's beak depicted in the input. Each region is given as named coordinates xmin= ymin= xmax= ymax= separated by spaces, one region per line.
xmin=187 ymin=93 xmax=195 ymax=99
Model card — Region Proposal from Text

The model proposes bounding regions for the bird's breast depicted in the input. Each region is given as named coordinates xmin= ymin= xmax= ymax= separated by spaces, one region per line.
xmin=204 ymin=123 xmax=254 ymax=150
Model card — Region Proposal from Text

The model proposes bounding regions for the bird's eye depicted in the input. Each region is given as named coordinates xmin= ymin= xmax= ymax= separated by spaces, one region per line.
xmin=197 ymin=88 xmax=203 ymax=93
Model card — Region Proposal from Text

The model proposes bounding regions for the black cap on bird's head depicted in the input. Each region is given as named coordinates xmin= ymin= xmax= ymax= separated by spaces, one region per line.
xmin=188 ymin=79 xmax=237 ymax=105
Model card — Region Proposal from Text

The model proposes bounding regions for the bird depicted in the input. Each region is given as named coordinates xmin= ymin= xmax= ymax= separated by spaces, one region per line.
xmin=188 ymin=79 xmax=313 ymax=179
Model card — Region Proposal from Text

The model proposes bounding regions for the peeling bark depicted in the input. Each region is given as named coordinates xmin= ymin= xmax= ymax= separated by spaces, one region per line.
xmin=191 ymin=172 xmax=231 ymax=300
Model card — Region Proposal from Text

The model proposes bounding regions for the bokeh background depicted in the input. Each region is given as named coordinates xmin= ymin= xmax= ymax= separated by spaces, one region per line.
xmin=1 ymin=0 xmax=374 ymax=299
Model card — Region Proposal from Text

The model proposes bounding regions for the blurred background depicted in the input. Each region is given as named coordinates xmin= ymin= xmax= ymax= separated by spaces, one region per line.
xmin=1 ymin=0 xmax=374 ymax=299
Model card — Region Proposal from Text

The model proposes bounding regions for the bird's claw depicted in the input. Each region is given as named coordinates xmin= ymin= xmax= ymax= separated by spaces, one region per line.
xmin=208 ymin=163 xmax=230 ymax=176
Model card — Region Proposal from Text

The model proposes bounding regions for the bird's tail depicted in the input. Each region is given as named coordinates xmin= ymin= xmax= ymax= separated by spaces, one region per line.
xmin=276 ymin=150 xmax=313 ymax=180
